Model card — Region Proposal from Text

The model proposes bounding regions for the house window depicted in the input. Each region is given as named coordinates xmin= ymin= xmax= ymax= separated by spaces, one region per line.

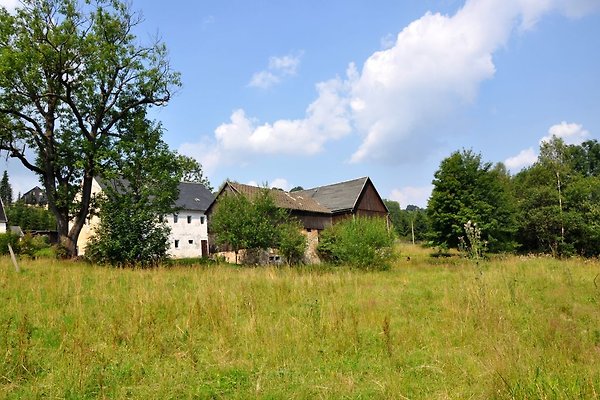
xmin=173 ymin=214 xmax=178 ymax=223
xmin=201 ymin=216 xmax=205 ymax=224
xmin=174 ymin=240 xmax=179 ymax=248
xmin=187 ymin=215 xmax=192 ymax=224
xmin=188 ymin=239 xmax=194 ymax=245
xmin=307 ymin=228 xmax=312 ymax=232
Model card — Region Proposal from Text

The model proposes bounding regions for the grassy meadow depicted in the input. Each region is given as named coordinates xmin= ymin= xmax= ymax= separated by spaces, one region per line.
xmin=1 ymin=244 xmax=600 ymax=399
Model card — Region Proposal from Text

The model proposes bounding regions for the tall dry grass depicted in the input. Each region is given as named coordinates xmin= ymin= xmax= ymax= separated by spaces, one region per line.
xmin=1 ymin=245 xmax=600 ymax=398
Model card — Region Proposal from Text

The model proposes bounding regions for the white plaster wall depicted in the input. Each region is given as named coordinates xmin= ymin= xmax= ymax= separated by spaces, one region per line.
xmin=76 ymin=178 xmax=103 ymax=256
xmin=167 ymin=210 xmax=209 ymax=258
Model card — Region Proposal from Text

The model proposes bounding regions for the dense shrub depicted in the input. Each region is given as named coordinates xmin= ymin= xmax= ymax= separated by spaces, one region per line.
xmin=0 ymin=233 xmax=20 ymax=255
xmin=317 ymin=217 xmax=395 ymax=270
xmin=19 ymin=233 xmax=52 ymax=258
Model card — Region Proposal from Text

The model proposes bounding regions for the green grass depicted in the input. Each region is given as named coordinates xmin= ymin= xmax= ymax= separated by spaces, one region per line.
xmin=1 ymin=244 xmax=600 ymax=399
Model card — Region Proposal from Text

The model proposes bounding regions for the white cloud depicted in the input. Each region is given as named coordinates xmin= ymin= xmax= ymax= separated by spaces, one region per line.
xmin=181 ymin=75 xmax=352 ymax=168
xmin=268 ymin=54 xmax=301 ymax=75
xmin=0 ymin=0 xmax=19 ymax=12
xmin=389 ymin=185 xmax=433 ymax=208
xmin=348 ymin=0 xmax=593 ymax=163
xmin=248 ymin=71 xmax=281 ymax=90
xmin=379 ymin=33 xmax=396 ymax=49
xmin=248 ymin=52 xmax=303 ymax=89
xmin=246 ymin=178 xmax=290 ymax=191
xmin=190 ymin=0 xmax=598 ymax=171
xmin=505 ymin=147 xmax=538 ymax=170
xmin=540 ymin=121 xmax=590 ymax=145
xmin=269 ymin=178 xmax=290 ymax=191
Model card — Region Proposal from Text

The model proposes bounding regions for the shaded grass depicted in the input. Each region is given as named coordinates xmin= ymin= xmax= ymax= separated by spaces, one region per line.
xmin=1 ymin=246 xmax=600 ymax=398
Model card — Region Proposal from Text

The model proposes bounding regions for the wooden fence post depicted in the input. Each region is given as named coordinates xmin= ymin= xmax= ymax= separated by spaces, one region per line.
xmin=8 ymin=243 xmax=20 ymax=273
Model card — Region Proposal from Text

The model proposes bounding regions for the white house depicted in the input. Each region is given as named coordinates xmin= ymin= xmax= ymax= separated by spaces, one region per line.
xmin=167 ymin=182 xmax=214 ymax=258
xmin=77 ymin=178 xmax=214 ymax=258
xmin=0 ymin=197 xmax=7 ymax=233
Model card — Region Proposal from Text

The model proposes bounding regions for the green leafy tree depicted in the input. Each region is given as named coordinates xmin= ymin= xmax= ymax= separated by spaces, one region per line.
xmin=85 ymin=113 xmax=197 ymax=267
xmin=0 ymin=0 xmax=180 ymax=256
xmin=0 ymin=170 xmax=12 ymax=205
xmin=513 ymin=137 xmax=600 ymax=256
xmin=278 ymin=220 xmax=307 ymax=265
xmin=209 ymin=193 xmax=253 ymax=263
xmin=566 ymin=139 xmax=600 ymax=177
xmin=6 ymin=202 xmax=56 ymax=230
xmin=210 ymin=187 xmax=305 ymax=264
xmin=177 ymin=155 xmax=213 ymax=191
xmin=384 ymin=199 xmax=405 ymax=236
xmin=407 ymin=207 xmax=431 ymax=242
xmin=427 ymin=150 xmax=516 ymax=252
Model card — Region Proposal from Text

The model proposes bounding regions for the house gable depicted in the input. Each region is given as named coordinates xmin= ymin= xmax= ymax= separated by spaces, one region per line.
xmin=297 ymin=177 xmax=389 ymax=218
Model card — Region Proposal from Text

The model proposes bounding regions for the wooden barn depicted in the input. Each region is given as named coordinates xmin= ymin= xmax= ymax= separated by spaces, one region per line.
xmin=206 ymin=177 xmax=389 ymax=263
xmin=295 ymin=177 xmax=389 ymax=224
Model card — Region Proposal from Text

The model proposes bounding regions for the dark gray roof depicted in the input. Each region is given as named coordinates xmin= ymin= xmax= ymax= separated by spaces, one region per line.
xmin=175 ymin=182 xmax=215 ymax=211
xmin=296 ymin=177 xmax=369 ymax=213
xmin=95 ymin=177 xmax=214 ymax=211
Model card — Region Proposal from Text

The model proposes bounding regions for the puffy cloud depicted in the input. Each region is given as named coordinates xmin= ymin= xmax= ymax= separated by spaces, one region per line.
xmin=191 ymin=0 xmax=598 ymax=171
xmin=181 ymin=75 xmax=352 ymax=168
xmin=505 ymin=147 xmax=538 ymax=171
xmin=348 ymin=0 xmax=590 ymax=163
xmin=540 ymin=121 xmax=590 ymax=145
xmin=248 ymin=52 xmax=303 ymax=89
xmin=248 ymin=71 xmax=281 ymax=89
xmin=389 ymin=185 xmax=433 ymax=208
xmin=0 ymin=0 xmax=19 ymax=10
xmin=268 ymin=54 xmax=301 ymax=75
xmin=269 ymin=178 xmax=290 ymax=191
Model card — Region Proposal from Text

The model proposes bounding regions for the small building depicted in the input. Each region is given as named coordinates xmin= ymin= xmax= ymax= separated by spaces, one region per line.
xmin=77 ymin=177 xmax=214 ymax=258
xmin=20 ymin=186 xmax=47 ymax=206
xmin=206 ymin=181 xmax=332 ymax=263
xmin=167 ymin=182 xmax=215 ymax=258
xmin=206 ymin=177 xmax=389 ymax=263
xmin=0 ymin=197 xmax=7 ymax=233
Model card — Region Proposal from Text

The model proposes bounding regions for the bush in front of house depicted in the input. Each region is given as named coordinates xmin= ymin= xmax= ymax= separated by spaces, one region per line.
xmin=317 ymin=217 xmax=395 ymax=270
xmin=19 ymin=233 xmax=52 ymax=258
xmin=0 ymin=233 xmax=20 ymax=255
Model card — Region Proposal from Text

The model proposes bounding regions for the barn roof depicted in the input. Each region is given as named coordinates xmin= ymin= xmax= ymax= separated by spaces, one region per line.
xmin=296 ymin=177 xmax=369 ymax=213
xmin=226 ymin=182 xmax=331 ymax=214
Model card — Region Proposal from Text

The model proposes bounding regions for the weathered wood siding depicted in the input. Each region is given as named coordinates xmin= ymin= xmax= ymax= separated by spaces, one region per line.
xmin=291 ymin=211 xmax=332 ymax=230
xmin=331 ymin=181 xmax=389 ymax=224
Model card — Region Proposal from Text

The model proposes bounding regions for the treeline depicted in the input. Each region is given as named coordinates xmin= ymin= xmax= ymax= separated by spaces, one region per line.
xmin=388 ymin=137 xmax=600 ymax=257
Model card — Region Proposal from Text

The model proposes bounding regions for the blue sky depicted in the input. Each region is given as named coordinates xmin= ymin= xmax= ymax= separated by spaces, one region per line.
xmin=2 ymin=0 xmax=599 ymax=207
